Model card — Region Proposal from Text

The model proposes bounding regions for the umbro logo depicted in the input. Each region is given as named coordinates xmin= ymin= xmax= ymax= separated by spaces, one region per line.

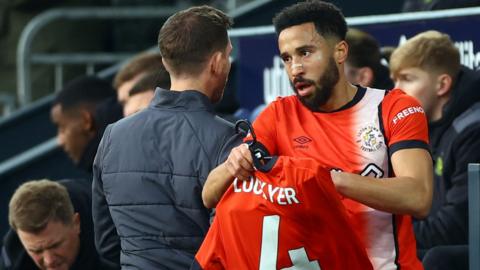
xmin=293 ymin=136 xmax=312 ymax=149
xmin=293 ymin=136 xmax=312 ymax=144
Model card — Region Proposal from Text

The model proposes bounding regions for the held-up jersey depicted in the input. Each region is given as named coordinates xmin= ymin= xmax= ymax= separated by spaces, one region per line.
xmin=247 ymin=87 xmax=430 ymax=270
xmin=193 ymin=156 xmax=373 ymax=270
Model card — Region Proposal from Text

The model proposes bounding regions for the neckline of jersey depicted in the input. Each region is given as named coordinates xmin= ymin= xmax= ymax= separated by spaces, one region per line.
xmin=312 ymin=85 xmax=367 ymax=114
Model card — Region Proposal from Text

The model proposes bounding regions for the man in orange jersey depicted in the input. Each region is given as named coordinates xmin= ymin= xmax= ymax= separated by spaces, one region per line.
xmin=201 ymin=1 xmax=433 ymax=269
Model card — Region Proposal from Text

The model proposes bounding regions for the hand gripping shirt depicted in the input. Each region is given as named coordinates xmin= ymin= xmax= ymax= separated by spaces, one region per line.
xmin=193 ymin=156 xmax=373 ymax=270
xmin=244 ymin=87 xmax=430 ymax=270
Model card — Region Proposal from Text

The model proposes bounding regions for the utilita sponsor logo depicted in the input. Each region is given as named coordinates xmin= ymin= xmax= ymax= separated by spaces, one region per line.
xmin=263 ymin=56 xmax=293 ymax=104
xmin=456 ymin=40 xmax=480 ymax=70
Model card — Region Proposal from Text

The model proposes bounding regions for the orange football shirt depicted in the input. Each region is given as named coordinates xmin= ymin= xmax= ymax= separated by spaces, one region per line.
xmin=194 ymin=156 xmax=373 ymax=270
xmin=246 ymin=87 xmax=429 ymax=270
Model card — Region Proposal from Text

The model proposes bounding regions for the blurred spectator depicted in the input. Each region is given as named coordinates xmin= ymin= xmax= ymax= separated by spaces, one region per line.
xmin=232 ymin=107 xmax=251 ymax=121
xmin=50 ymin=76 xmax=123 ymax=175
xmin=380 ymin=46 xmax=396 ymax=65
xmin=2 ymin=179 xmax=102 ymax=270
xmin=123 ymin=68 xmax=170 ymax=117
xmin=113 ymin=52 xmax=163 ymax=105
xmin=92 ymin=5 xmax=241 ymax=269
xmin=402 ymin=0 xmax=480 ymax=11
xmin=345 ymin=28 xmax=394 ymax=89
xmin=390 ymin=30 xmax=480 ymax=269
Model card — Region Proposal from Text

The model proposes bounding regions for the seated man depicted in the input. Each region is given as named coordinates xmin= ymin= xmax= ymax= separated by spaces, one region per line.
xmin=51 ymin=76 xmax=123 ymax=175
xmin=344 ymin=28 xmax=393 ymax=89
xmin=123 ymin=68 xmax=170 ymax=117
xmin=2 ymin=179 xmax=102 ymax=270
xmin=390 ymin=30 xmax=480 ymax=269
xmin=113 ymin=52 xmax=163 ymax=105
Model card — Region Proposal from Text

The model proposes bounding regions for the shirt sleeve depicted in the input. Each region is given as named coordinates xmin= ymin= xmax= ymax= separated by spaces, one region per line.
xmin=381 ymin=89 xmax=430 ymax=157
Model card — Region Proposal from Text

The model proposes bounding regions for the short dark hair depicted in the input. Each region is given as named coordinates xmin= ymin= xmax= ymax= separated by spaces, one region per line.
xmin=158 ymin=5 xmax=233 ymax=75
xmin=113 ymin=52 xmax=163 ymax=90
xmin=273 ymin=0 xmax=347 ymax=41
xmin=346 ymin=28 xmax=382 ymax=69
xmin=53 ymin=76 xmax=116 ymax=111
xmin=129 ymin=70 xmax=170 ymax=97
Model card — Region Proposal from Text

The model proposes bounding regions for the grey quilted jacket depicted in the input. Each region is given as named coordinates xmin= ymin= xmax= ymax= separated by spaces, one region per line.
xmin=92 ymin=88 xmax=241 ymax=269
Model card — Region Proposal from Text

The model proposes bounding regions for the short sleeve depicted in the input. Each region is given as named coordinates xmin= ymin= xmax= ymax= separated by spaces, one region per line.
xmin=381 ymin=89 xmax=430 ymax=156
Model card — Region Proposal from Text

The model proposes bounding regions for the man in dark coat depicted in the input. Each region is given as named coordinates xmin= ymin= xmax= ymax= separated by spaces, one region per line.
xmin=1 ymin=179 xmax=103 ymax=270
xmin=50 ymin=76 xmax=123 ymax=175
xmin=344 ymin=28 xmax=394 ymax=90
xmin=92 ymin=5 xmax=241 ymax=269
xmin=391 ymin=30 xmax=480 ymax=270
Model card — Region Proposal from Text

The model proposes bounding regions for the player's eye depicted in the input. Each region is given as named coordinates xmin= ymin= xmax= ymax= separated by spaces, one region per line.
xmin=281 ymin=55 xmax=292 ymax=63
xmin=301 ymin=50 xmax=311 ymax=57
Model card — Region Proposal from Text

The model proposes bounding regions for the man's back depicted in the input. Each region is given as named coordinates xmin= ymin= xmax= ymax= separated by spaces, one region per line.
xmin=93 ymin=89 xmax=240 ymax=269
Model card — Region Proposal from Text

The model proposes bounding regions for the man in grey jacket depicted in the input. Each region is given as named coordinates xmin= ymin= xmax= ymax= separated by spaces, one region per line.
xmin=92 ymin=5 xmax=240 ymax=269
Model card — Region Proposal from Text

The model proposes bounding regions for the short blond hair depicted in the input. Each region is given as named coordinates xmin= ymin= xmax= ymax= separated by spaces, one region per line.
xmin=390 ymin=30 xmax=460 ymax=80
xmin=9 ymin=180 xmax=74 ymax=233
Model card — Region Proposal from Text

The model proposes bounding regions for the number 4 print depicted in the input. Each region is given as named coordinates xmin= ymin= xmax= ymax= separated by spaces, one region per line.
xmin=259 ymin=215 xmax=321 ymax=270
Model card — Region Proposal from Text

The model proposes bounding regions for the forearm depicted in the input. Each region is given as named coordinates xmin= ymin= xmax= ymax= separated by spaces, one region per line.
xmin=202 ymin=163 xmax=235 ymax=208
xmin=332 ymin=172 xmax=431 ymax=218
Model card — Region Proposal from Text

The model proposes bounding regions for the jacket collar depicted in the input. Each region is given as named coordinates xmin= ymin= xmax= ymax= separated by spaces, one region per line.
xmin=151 ymin=88 xmax=214 ymax=112
xmin=429 ymin=67 xmax=480 ymax=149
xmin=77 ymin=133 xmax=100 ymax=174
xmin=77 ymin=97 xmax=123 ymax=174
xmin=430 ymin=67 xmax=480 ymax=130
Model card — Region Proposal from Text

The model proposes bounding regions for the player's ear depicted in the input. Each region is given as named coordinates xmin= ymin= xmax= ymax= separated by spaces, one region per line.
xmin=357 ymin=67 xmax=374 ymax=87
xmin=80 ymin=109 xmax=94 ymax=132
xmin=436 ymin=73 xmax=452 ymax=97
xmin=209 ymin=51 xmax=224 ymax=76
xmin=334 ymin=40 xmax=348 ymax=65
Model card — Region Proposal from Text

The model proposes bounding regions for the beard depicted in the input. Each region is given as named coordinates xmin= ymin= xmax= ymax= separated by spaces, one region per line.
xmin=291 ymin=56 xmax=340 ymax=111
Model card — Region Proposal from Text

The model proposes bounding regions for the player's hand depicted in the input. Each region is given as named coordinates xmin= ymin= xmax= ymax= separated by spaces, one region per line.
xmin=224 ymin=144 xmax=254 ymax=181
xmin=331 ymin=170 xmax=346 ymax=187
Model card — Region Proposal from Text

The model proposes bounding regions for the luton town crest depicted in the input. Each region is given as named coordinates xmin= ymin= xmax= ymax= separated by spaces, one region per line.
xmin=356 ymin=125 xmax=384 ymax=152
